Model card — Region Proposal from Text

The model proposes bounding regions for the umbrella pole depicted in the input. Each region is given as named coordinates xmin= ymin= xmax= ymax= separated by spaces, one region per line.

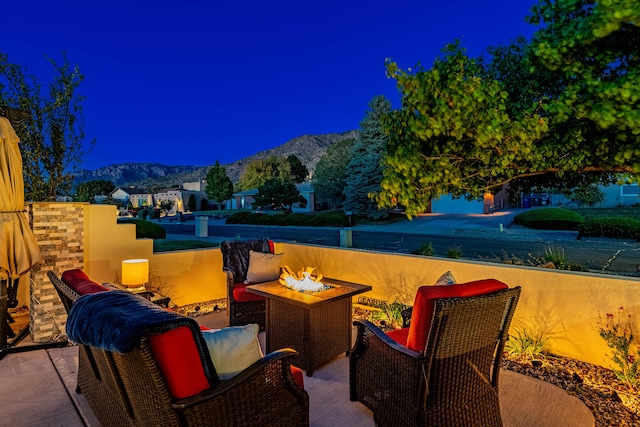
xmin=0 ymin=278 xmax=68 ymax=360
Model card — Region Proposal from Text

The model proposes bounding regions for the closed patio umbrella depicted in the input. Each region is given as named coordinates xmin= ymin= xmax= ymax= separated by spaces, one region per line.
xmin=0 ymin=110 xmax=42 ymax=354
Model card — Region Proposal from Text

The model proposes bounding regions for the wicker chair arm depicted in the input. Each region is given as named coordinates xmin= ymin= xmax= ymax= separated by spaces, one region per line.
xmin=352 ymin=318 xmax=422 ymax=359
xmin=171 ymin=348 xmax=302 ymax=409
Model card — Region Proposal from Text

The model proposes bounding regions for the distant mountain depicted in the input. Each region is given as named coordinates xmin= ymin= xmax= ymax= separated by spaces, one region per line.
xmin=76 ymin=130 xmax=359 ymax=188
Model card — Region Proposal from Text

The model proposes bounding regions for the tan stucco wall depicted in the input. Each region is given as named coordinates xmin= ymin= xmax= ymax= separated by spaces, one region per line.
xmin=83 ymin=204 xmax=227 ymax=306
xmin=81 ymin=205 xmax=640 ymax=369
xmin=276 ymin=242 xmax=640 ymax=369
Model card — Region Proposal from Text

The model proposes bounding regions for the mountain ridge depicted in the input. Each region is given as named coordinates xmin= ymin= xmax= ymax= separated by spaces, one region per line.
xmin=77 ymin=130 xmax=358 ymax=188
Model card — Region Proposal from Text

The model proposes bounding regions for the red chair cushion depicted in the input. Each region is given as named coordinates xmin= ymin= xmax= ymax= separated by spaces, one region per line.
xmin=290 ymin=366 xmax=305 ymax=389
xmin=148 ymin=326 xmax=211 ymax=399
xmin=406 ymin=279 xmax=509 ymax=352
xmin=232 ymin=282 xmax=266 ymax=302
xmin=61 ymin=269 xmax=108 ymax=295
xmin=386 ymin=327 xmax=409 ymax=347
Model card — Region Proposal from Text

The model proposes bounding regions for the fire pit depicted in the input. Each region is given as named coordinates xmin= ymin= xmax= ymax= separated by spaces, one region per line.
xmin=279 ymin=266 xmax=330 ymax=293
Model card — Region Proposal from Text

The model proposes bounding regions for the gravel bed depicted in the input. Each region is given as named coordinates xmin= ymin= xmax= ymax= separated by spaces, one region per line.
xmin=502 ymin=355 xmax=640 ymax=426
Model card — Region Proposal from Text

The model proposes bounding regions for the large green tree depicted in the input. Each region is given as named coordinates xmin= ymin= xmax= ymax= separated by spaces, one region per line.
xmin=0 ymin=51 xmax=94 ymax=201
xmin=236 ymin=156 xmax=291 ymax=191
xmin=73 ymin=179 xmax=115 ymax=203
xmin=254 ymin=178 xmax=306 ymax=212
xmin=205 ymin=160 xmax=234 ymax=209
xmin=312 ymin=138 xmax=356 ymax=209
xmin=344 ymin=95 xmax=391 ymax=219
xmin=378 ymin=43 xmax=547 ymax=217
xmin=377 ymin=0 xmax=640 ymax=217
xmin=287 ymin=154 xmax=309 ymax=183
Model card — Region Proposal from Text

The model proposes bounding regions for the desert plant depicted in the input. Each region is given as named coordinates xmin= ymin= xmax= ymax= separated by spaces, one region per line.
xmin=506 ymin=328 xmax=550 ymax=364
xmin=412 ymin=242 xmax=434 ymax=256
xmin=598 ymin=307 xmax=640 ymax=393
xmin=368 ymin=300 xmax=411 ymax=331
xmin=446 ymin=247 xmax=463 ymax=259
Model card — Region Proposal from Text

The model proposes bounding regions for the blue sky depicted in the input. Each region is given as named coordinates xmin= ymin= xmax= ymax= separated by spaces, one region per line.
xmin=3 ymin=1 xmax=537 ymax=170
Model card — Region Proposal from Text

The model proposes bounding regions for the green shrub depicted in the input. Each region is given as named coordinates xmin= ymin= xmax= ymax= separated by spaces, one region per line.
xmin=225 ymin=211 xmax=252 ymax=224
xmin=513 ymin=208 xmax=585 ymax=230
xmin=578 ymin=217 xmax=640 ymax=240
xmin=119 ymin=219 xmax=166 ymax=239
xmin=312 ymin=211 xmax=349 ymax=227
xmin=446 ymin=247 xmax=463 ymax=259
xmin=506 ymin=328 xmax=550 ymax=363
xmin=412 ymin=242 xmax=434 ymax=256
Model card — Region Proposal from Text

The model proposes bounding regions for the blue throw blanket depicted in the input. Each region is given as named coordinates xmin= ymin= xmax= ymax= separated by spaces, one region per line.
xmin=66 ymin=291 xmax=216 ymax=382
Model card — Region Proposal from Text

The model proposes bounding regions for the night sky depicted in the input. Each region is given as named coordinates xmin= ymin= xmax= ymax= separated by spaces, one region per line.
xmin=3 ymin=0 xmax=537 ymax=170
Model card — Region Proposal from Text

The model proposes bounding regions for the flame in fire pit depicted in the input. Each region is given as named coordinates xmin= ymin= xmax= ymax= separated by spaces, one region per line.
xmin=280 ymin=266 xmax=329 ymax=293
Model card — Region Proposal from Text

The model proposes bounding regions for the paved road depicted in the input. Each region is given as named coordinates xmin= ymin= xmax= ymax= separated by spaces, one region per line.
xmin=156 ymin=211 xmax=640 ymax=277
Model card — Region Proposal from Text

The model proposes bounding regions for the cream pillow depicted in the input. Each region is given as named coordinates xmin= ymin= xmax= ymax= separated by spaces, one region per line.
xmin=434 ymin=271 xmax=457 ymax=286
xmin=202 ymin=324 xmax=264 ymax=380
xmin=244 ymin=250 xmax=283 ymax=284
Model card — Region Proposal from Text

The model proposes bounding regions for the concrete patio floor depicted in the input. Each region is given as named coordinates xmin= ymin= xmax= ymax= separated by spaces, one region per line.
xmin=1 ymin=309 xmax=595 ymax=427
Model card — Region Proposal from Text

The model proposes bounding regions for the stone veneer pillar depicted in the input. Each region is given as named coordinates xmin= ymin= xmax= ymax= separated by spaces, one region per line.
xmin=28 ymin=202 xmax=85 ymax=343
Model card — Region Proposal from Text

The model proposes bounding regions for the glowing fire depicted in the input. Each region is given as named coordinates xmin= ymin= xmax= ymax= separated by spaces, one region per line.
xmin=279 ymin=266 xmax=328 ymax=293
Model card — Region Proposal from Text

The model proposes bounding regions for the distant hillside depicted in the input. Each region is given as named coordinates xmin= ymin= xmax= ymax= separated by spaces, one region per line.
xmin=77 ymin=130 xmax=358 ymax=188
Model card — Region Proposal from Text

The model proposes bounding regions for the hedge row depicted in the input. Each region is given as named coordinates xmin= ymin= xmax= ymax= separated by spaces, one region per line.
xmin=226 ymin=211 xmax=351 ymax=227
xmin=578 ymin=217 xmax=640 ymax=241
xmin=513 ymin=208 xmax=585 ymax=230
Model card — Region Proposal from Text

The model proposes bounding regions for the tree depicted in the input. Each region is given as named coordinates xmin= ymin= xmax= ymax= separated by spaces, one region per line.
xmin=312 ymin=138 xmax=356 ymax=209
xmin=200 ymin=197 xmax=210 ymax=211
xmin=73 ymin=179 xmax=115 ymax=203
xmin=158 ymin=199 xmax=174 ymax=216
xmin=205 ymin=160 xmax=234 ymax=209
xmin=187 ymin=194 xmax=196 ymax=212
xmin=377 ymin=0 xmax=640 ymax=217
xmin=344 ymin=95 xmax=391 ymax=219
xmin=236 ymin=156 xmax=292 ymax=191
xmin=377 ymin=42 xmax=547 ymax=217
xmin=287 ymin=154 xmax=309 ymax=183
xmin=0 ymin=51 xmax=94 ymax=201
xmin=254 ymin=178 xmax=306 ymax=212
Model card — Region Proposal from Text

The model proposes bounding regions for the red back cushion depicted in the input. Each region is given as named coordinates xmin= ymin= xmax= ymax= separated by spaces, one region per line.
xmin=405 ymin=279 xmax=509 ymax=352
xmin=61 ymin=269 xmax=108 ymax=295
xmin=148 ymin=326 xmax=211 ymax=399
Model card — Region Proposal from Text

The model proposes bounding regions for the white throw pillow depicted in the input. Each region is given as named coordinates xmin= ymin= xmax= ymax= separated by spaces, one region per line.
xmin=202 ymin=324 xmax=264 ymax=380
xmin=434 ymin=271 xmax=457 ymax=286
xmin=244 ymin=250 xmax=283 ymax=284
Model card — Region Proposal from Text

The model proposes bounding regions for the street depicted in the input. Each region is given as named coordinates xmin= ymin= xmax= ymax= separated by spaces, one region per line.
xmin=158 ymin=221 xmax=640 ymax=277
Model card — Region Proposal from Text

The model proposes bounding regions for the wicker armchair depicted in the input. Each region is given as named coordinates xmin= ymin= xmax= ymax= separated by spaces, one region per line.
xmin=349 ymin=280 xmax=521 ymax=427
xmin=220 ymin=239 xmax=274 ymax=329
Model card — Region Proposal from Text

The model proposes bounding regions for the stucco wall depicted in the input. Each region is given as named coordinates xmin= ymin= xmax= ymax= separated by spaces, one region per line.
xmin=276 ymin=242 xmax=640 ymax=369
xmin=79 ymin=205 xmax=640 ymax=369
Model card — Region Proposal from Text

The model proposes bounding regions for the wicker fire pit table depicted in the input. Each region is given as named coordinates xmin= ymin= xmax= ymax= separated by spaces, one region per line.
xmin=246 ymin=277 xmax=372 ymax=376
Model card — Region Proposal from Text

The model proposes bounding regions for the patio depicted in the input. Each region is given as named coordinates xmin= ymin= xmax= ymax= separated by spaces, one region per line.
xmin=1 ymin=308 xmax=594 ymax=426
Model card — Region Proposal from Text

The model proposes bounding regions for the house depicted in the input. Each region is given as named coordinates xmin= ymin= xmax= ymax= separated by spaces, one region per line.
xmin=110 ymin=187 xmax=154 ymax=210
xmin=229 ymin=182 xmax=315 ymax=212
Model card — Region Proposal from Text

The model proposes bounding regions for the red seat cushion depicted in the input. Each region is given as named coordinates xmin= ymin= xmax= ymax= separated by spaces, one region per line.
xmin=406 ymin=279 xmax=509 ymax=352
xmin=290 ymin=366 xmax=304 ymax=389
xmin=61 ymin=269 xmax=108 ymax=295
xmin=148 ymin=326 xmax=212 ymax=399
xmin=386 ymin=327 xmax=409 ymax=347
xmin=232 ymin=282 xmax=266 ymax=302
